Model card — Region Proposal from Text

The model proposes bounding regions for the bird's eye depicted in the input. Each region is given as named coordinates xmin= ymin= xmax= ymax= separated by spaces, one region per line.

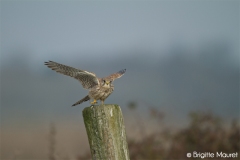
xmin=103 ymin=80 xmax=105 ymax=83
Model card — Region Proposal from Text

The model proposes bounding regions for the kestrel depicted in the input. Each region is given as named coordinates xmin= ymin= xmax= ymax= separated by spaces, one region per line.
xmin=45 ymin=61 xmax=126 ymax=106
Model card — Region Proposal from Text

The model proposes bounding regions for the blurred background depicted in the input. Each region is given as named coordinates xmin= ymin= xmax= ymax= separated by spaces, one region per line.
xmin=1 ymin=1 xmax=239 ymax=159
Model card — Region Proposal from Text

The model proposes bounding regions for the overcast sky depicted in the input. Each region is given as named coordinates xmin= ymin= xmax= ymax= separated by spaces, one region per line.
xmin=1 ymin=1 xmax=239 ymax=69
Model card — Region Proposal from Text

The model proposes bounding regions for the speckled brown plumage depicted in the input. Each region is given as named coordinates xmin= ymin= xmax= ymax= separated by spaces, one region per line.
xmin=45 ymin=61 xmax=126 ymax=106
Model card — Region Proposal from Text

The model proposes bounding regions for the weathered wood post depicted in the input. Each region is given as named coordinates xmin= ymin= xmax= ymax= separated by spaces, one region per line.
xmin=82 ymin=104 xmax=130 ymax=160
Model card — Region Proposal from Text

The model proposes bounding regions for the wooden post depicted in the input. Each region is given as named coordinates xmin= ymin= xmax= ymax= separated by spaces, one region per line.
xmin=82 ymin=104 xmax=130 ymax=160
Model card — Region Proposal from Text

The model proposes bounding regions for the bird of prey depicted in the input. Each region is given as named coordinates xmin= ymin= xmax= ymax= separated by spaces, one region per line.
xmin=45 ymin=61 xmax=126 ymax=106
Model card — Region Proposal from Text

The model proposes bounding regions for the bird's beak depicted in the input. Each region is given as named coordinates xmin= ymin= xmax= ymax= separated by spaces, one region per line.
xmin=106 ymin=81 xmax=110 ymax=85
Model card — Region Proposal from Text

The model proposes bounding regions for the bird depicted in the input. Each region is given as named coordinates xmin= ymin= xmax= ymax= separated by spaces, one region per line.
xmin=44 ymin=61 xmax=126 ymax=106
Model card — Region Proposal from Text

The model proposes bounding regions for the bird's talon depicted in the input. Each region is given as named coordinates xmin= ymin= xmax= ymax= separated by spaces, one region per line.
xmin=91 ymin=99 xmax=97 ymax=105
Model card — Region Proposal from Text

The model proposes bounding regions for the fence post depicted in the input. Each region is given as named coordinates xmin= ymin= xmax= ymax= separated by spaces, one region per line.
xmin=82 ymin=104 xmax=130 ymax=160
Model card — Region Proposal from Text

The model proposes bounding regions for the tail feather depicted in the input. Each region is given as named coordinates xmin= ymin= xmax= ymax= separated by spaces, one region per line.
xmin=72 ymin=95 xmax=90 ymax=107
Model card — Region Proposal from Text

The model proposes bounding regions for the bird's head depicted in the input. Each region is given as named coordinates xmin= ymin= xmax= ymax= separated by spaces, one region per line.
xmin=101 ymin=79 xmax=112 ymax=88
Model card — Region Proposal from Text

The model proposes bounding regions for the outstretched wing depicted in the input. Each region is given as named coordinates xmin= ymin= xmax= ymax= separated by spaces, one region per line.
xmin=104 ymin=69 xmax=126 ymax=81
xmin=45 ymin=61 xmax=99 ymax=89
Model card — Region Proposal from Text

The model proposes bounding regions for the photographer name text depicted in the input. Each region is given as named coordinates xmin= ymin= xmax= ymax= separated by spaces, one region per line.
xmin=187 ymin=151 xmax=238 ymax=159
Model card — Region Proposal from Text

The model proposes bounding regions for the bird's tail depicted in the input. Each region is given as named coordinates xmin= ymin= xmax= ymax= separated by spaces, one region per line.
xmin=72 ymin=95 xmax=90 ymax=107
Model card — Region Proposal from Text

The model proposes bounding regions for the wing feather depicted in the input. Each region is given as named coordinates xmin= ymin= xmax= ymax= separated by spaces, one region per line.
xmin=45 ymin=61 xmax=99 ymax=89
xmin=104 ymin=69 xmax=126 ymax=81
